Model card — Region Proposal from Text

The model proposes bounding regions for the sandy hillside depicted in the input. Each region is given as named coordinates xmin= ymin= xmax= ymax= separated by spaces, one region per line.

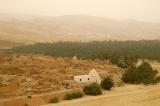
xmin=0 ymin=52 xmax=122 ymax=99
xmin=0 ymin=40 xmax=23 ymax=49
xmin=44 ymin=84 xmax=160 ymax=106
xmin=0 ymin=14 xmax=160 ymax=44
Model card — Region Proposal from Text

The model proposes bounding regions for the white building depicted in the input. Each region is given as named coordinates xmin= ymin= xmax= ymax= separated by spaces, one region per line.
xmin=89 ymin=69 xmax=101 ymax=84
xmin=74 ymin=69 xmax=101 ymax=84
xmin=74 ymin=75 xmax=91 ymax=83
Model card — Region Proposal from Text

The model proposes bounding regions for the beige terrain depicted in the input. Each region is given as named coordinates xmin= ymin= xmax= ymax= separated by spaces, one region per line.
xmin=0 ymin=40 xmax=22 ymax=49
xmin=0 ymin=52 xmax=122 ymax=100
xmin=0 ymin=53 xmax=160 ymax=106
xmin=0 ymin=14 xmax=160 ymax=44
xmin=44 ymin=84 xmax=160 ymax=106
xmin=0 ymin=52 xmax=124 ymax=106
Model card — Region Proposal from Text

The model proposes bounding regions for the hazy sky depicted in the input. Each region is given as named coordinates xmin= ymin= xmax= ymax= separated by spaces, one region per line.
xmin=0 ymin=0 xmax=160 ymax=22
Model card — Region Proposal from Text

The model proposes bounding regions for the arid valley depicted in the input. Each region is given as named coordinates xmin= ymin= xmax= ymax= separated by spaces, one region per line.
xmin=0 ymin=1 xmax=160 ymax=106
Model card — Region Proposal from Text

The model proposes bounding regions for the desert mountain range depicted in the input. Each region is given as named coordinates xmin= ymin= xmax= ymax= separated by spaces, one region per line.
xmin=0 ymin=14 xmax=160 ymax=46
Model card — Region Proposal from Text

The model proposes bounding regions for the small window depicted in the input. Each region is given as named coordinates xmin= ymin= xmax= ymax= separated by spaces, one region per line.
xmin=80 ymin=79 xmax=82 ymax=81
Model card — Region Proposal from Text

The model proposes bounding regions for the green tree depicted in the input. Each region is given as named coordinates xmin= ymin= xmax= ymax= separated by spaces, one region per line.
xmin=117 ymin=56 xmax=138 ymax=69
xmin=122 ymin=62 xmax=158 ymax=84
xmin=7 ymin=40 xmax=160 ymax=62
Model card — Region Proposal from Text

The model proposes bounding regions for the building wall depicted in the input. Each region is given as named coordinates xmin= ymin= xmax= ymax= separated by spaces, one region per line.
xmin=74 ymin=75 xmax=91 ymax=83
xmin=89 ymin=69 xmax=101 ymax=84
xmin=74 ymin=69 xmax=101 ymax=84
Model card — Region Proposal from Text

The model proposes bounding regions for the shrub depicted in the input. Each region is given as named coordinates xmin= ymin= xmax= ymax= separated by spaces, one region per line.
xmin=24 ymin=104 xmax=29 ymax=106
xmin=122 ymin=62 xmax=158 ymax=84
xmin=28 ymin=95 xmax=32 ymax=99
xmin=48 ymin=97 xmax=59 ymax=103
xmin=101 ymin=77 xmax=114 ymax=90
xmin=156 ymin=76 xmax=160 ymax=82
xmin=122 ymin=68 xmax=137 ymax=83
xmin=154 ymin=76 xmax=160 ymax=83
xmin=83 ymin=83 xmax=102 ymax=96
xmin=64 ymin=92 xmax=83 ymax=100
xmin=64 ymin=93 xmax=72 ymax=100
xmin=71 ymin=92 xmax=83 ymax=99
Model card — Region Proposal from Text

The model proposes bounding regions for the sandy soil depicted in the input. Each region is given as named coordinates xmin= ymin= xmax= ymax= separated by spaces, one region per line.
xmin=44 ymin=84 xmax=160 ymax=106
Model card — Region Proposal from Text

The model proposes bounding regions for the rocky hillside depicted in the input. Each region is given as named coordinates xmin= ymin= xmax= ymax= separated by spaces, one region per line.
xmin=0 ymin=52 xmax=122 ymax=99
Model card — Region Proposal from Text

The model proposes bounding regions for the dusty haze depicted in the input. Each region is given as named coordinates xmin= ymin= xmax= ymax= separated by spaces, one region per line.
xmin=0 ymin=0 xmax=160 ymax=47
xmin=0 ymin=0 xmax=160 ymax=22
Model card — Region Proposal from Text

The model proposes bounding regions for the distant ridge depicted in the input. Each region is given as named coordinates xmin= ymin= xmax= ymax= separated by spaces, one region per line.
xmin=0 ymin=14 xmax=160 ymax=44
xmin=0 ymin=40 xmax=22 ymax=49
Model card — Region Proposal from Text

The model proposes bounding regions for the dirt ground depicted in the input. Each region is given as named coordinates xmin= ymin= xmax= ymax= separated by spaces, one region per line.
xmin=1 ymin=53 xmax=160 ymax=106
xmin=44 ymin=84 xmax=160 ymax=106
xmin=0 ymin=53 xmax=122 ymax=99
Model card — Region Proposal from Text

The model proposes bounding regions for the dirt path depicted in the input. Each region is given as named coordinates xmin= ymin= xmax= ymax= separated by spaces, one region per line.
xmin=44 ymin=84 xmax=160 ymax=106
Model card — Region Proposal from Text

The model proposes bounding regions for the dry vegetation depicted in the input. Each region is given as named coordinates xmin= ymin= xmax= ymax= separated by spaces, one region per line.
xmin=0 ymin=52 xmax=122 ymax=99
xmin=1 ymin=52 xmax=160 ymax=106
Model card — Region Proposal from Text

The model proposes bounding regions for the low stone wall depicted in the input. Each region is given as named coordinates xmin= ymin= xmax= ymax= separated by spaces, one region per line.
xmin=0 ymin=88 xmax=82 ymax=106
